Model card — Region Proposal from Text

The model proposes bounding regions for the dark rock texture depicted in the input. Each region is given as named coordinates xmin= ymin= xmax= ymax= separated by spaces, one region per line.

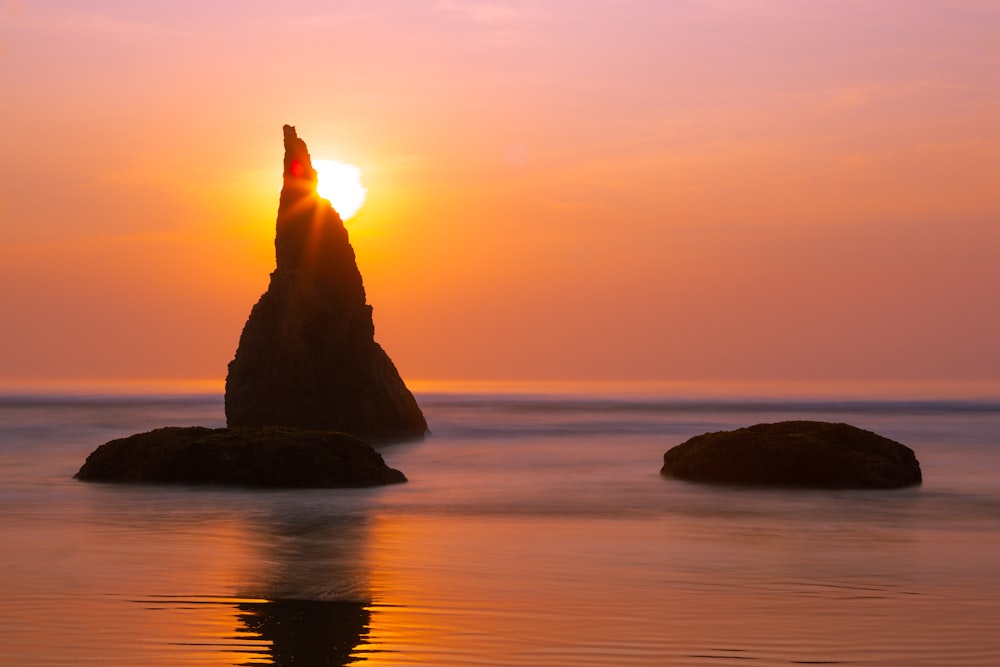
xmin=75 ymin=426 xmax=406 ymax=488
xmin=225 ymin=125 xmax=427 ymax=439
xmin=661 ymin=420 xmax=922 ymax=489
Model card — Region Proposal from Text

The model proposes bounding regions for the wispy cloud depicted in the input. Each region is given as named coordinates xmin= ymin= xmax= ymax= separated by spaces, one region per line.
xmin=9 ymin=6 xmax=190 ymax=39
xmin=435 ymin=0 xmax=529 ymax=26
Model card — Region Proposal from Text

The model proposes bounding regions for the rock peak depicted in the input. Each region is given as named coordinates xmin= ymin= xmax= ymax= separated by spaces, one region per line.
xmin=282 ymin=124 xmax=317 ymax=184
xmin=225 ymin=126 xmax=428 ymax=440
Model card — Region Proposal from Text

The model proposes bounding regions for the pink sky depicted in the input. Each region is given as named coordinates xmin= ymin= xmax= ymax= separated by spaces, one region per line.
xmin=2 ymin=0 xmax=999 ymax=387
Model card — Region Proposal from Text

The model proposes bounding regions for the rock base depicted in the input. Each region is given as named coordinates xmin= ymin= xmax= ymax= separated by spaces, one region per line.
xmin=661 ymin=420 xmax=921 ymax=489
xmin=76 ymin=426 xmax=406 ymax=488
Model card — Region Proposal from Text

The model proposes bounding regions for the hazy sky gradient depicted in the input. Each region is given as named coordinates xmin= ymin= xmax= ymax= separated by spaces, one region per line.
xmin=2 ymin=0 xmax=999 ymax=385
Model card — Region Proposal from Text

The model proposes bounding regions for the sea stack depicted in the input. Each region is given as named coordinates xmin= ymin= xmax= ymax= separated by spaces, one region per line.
xmin=225 ymin=125 xmax=427 ymax=439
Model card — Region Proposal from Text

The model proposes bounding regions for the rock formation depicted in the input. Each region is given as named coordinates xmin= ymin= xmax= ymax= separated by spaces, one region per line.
xmin=76 ymin=426 xmax=406 ymax=488
xmin=75 ymin=125 xmax=423 ymax=488
xmin=661 ymin=420 xmax=922 ymax=489
xmin=225 ymin=125 xmax=427 ymax=439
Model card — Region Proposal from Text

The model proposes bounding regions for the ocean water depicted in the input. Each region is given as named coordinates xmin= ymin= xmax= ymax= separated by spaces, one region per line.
xmin=2 ymin=385 xmax=999 ymax=666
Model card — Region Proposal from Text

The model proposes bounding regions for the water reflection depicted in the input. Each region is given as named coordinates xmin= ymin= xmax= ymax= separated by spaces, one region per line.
xmin=242 ymin=508 xmax=372 ymax=602
xmin=235 ymin=599 xmax=369 ymax=666
xmin=232 ymin=503 xmax=375 ymax=665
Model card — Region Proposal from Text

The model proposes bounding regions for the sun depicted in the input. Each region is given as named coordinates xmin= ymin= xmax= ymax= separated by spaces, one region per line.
xmin=313 ymin=159 xmax=367 ymax=220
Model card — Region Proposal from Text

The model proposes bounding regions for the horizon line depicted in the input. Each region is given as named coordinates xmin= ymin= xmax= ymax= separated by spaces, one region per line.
xmin=2 ymin=377 xmax=1000 ymax=400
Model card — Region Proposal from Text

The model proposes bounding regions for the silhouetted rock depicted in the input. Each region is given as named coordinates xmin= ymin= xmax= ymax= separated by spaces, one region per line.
xmin=661 ymin=420 xmax=922 ymax=489
xmin=225 ymin=125 xmax=427 ymax=440
xmin=75 ymin=426 xmax=406 ymax=487
xmin=236 ymin=600 xmax=370 ymax=667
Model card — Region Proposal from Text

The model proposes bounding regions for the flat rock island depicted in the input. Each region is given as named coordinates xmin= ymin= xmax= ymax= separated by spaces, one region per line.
xmin=661 ymin=420 xmax=922 ymax=489
xmin=75 ymin=427 xmax=405 ymax=488
xmin=75 ymin=125 xmax=424 ymax=488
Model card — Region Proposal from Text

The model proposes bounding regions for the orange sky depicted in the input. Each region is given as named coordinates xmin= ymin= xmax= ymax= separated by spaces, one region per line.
xmin=2 ymin=0 xmax=999 ymax=386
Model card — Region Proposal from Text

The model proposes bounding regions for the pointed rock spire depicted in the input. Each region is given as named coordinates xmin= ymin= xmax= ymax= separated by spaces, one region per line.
xmin=225 ymin=125 xmax=427 ymax=439
xmin=281 ymin=124 xmax=318 ymax=184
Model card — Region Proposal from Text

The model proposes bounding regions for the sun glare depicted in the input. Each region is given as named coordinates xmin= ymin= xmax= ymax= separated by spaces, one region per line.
xmin=313 ymin=159 xmax=367 ymax=220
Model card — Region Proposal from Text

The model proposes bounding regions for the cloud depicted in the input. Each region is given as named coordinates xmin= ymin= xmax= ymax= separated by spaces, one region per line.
xmin=8 ymin=6 xmax=188 ymax=39
xmin=435 ymin=0 xmax=525 ymax=25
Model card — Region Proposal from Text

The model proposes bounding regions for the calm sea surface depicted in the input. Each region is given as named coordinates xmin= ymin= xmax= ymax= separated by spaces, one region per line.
xmin=2 ymin=385 xmax=999 ymax=666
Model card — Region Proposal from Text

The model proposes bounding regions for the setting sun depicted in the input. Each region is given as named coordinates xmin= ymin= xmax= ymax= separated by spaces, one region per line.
xmin=313 ymin=159 xmax=367 ymax=220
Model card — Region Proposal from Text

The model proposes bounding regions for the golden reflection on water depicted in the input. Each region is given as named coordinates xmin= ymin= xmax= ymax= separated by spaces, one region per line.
xmin=348 ymin=510 xmax=1000 ymax=667
xmin=7 ymin=486 xmax=999 ymax=666
xmin=355 ymin=514 xmax=700 ymax=667
xmin=10 ymin=490 xmax=379 ymax=667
